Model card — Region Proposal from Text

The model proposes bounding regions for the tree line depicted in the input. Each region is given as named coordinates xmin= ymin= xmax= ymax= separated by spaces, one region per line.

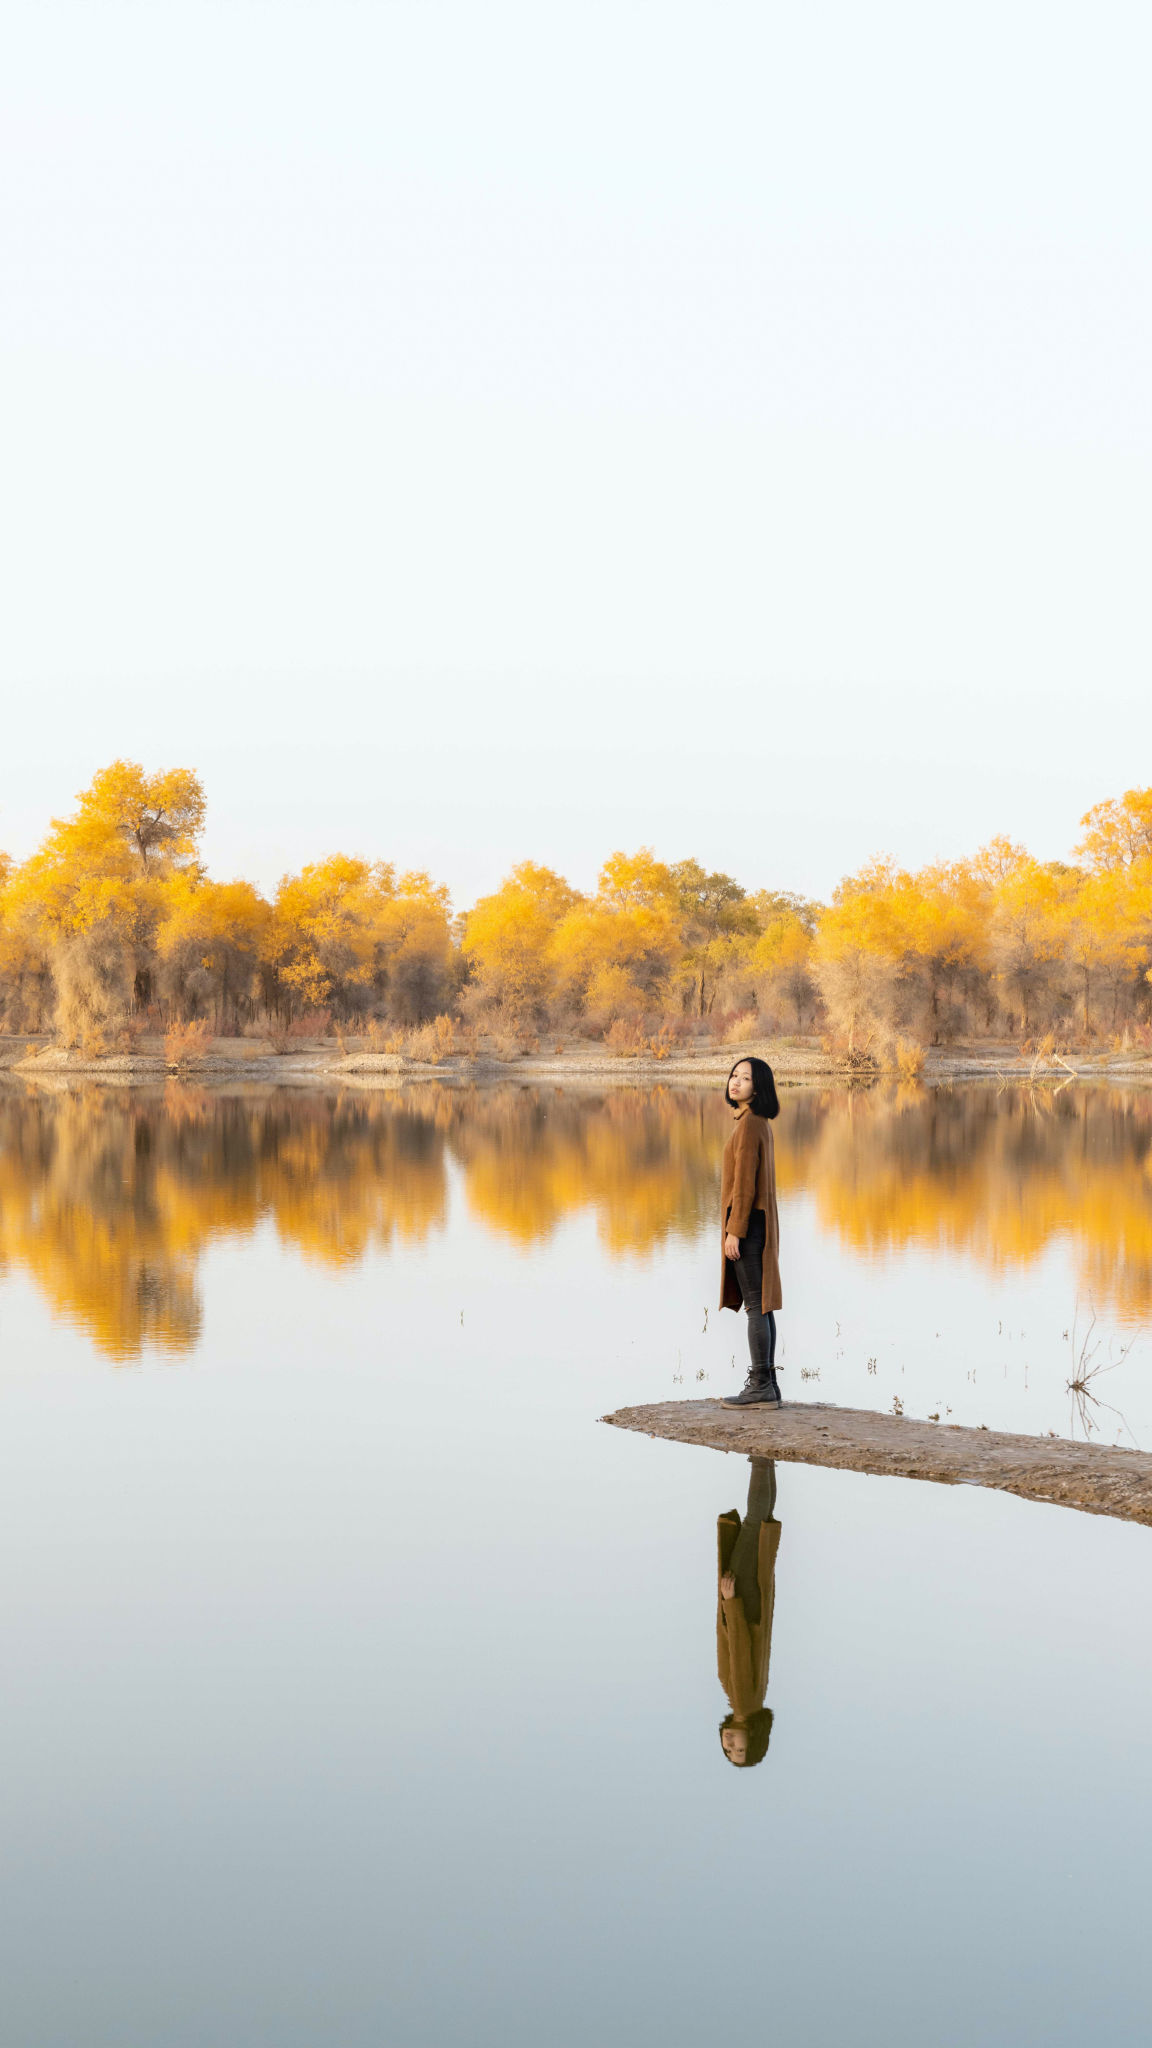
xmin=1 ymin=761 xmax=1150 ymax=1054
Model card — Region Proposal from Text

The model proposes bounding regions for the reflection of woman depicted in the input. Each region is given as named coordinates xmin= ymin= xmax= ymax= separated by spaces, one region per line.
xmin=719 ymin=1056 xmax=783 ymax=1408
xmin=717 ymin=1457 xmax=781 ymax=1767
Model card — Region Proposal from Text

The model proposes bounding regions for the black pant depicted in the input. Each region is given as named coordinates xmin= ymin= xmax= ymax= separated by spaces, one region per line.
xmin=733 ymin=1209 xmax=776 ymax=1376
xmin=729 ymin=1458 xmax=778 ymax=1625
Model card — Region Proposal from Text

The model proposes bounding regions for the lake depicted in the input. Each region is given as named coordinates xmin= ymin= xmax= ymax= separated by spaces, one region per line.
xmin=0 ymin=1078 xmax=1150 ymax=2045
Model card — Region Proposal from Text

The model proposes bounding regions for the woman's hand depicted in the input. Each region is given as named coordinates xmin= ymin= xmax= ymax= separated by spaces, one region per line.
xmin=720 ymin=1573 xmax=736 ymax=1599
xmin=724 ymin=1233 xmax=740 ymax=1260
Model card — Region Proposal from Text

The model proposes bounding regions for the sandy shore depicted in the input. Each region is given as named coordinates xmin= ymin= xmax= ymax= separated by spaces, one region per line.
xmin=603 ymin=1398 xmax=1152 ymax=1527
xmin=3 ymin=1034 xmax=1151 ymax=1089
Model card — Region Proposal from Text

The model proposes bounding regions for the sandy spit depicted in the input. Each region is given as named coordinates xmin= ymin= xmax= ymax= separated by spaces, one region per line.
xmin=602 ymin=1398 xmax=1152 ymax=1528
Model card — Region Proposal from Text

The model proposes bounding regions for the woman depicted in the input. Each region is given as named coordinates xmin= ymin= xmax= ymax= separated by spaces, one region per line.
xmin=719 ymin=1055 xmax=782 ymax=1408
xmin=717 ymin=1456 xmax=780 ymax=1768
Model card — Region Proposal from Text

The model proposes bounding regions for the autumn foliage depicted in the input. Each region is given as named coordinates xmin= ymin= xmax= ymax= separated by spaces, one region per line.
xmin=1 ymin=761 xmax=1152 ymax=1050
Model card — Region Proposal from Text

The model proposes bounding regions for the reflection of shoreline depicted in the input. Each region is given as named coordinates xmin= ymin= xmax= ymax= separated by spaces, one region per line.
xmin=2 ymin=1082 xmax=1151 ymax=1359
xmin=7 ymin=1039 xmax=1152 ymax=1085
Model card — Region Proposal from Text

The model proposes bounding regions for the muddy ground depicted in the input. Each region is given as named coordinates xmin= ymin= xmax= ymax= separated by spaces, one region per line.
xmin=602 ymin=1398 xmax=1152 ymax=1527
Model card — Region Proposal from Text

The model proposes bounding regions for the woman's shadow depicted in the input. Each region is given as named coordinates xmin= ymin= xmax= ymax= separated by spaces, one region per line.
xmin=717 ymin=1457 xmax=780 ymax=1768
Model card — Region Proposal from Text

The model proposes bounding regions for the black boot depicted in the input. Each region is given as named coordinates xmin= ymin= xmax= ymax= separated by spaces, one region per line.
xmin=722 ymin=1368 xmax=781 ymax=1409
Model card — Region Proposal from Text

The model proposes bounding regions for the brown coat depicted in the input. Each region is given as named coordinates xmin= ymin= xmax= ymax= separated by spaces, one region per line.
xmin=716 ymin=1509 xmax=781 ymax=1719
xmin=719 ymin=1104 xmax=782 ymax=1313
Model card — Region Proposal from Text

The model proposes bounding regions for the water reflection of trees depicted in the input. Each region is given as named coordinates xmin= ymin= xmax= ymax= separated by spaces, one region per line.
xmin=0 ymin=1086 xmax=449 ymax=1357
xmin=788 ymin=1084 xmax=1152 ymax=1323
xmin=1 ymin=1081 xmax=1149 ymax=1360
xmin=444 ymin=1085 xmax=720 ymax=1250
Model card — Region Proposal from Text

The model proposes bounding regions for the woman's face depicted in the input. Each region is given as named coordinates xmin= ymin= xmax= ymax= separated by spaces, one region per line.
xmin=728 ymin=1060 xmax=754 ymax=1105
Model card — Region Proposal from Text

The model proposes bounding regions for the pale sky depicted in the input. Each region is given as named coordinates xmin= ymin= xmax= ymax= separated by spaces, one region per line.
xmin=2 ymin=0 xmax=1149 ymax=911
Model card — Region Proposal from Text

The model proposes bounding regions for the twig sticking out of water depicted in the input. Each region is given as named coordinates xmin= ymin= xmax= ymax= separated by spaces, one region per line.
xmin=1066 ymin=1302 xmax=1139 ymax=1447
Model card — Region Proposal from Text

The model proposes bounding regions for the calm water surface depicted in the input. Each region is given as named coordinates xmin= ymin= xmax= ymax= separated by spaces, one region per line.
xmin=0 ymin=1080 xmax=1150 ymax=2046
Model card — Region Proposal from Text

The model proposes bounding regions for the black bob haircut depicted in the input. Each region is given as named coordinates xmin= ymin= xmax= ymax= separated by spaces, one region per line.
xmin=719 ymin=1707 xmax=775 ymax=1768
xmin=725 ymin=1055 xmax=780 ymax=1120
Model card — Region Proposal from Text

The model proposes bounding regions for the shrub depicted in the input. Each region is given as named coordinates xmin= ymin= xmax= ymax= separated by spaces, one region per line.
xmin=489 ymin=1027 xmax=539 ymax=1059
xmin=405 ymin=1014 xmax=456 ymax=1062
xmin=647 ymin=1024 xmax=678 ymax=1060
xmin=164 ymin=1019 xmax=214 ymax=1068
xmin=894 ymin=1036 xmax=926 ymax=1081
xmin=813 ymin=945 xmax=899 ymax=1062
xmin=821 ymin=1031 xmax=879 ymax=1072
xmin=287 ymin=1008 xmax=331 ymax=1039
xmin=53 ymin=920 xmax=132 ymax=1048
xmin=604 ymin=1015 xmax=647 ymax=1056
xmin=266 ymin=1010 xmax=334 ymax=1054
xmin=720 ymin=1009 xmax=760 ymax=1045
xmin=112 ymin=1014 xmax=151 ymax=1053
xmin=1108 ymin=1027 xmax=1151 ymax=1055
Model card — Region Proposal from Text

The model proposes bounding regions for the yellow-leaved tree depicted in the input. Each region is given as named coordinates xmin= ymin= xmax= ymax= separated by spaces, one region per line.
xmin=550 ymin=849 xmax=681 ymax=1025
xmin=9 ymin=760 xmax=206 ymax=1046
xmin=812 ymin=859 xmax=912 ymax=1057
xmin=156 ymin=875 xmax=272 ymax=1031
xmin=0 ymin=850 xmax=54 ymax=1031
xmin=981 ymin=841 xmax=1067 ymax=1034
xmin=901 ymin=860 xmax=992 ymax=1041
xmin=461 ymin=863 xmax=580 ymax=1021
xmin=669 ymin=860 xmax=759 ymax=1018
xmin=267 ymin=857 xmax=453 ymax=1022
xmin=749 ymin=893 xmax=819 ymax=1030
xmin=1076 ymin=788 xmax=1152 ymax=873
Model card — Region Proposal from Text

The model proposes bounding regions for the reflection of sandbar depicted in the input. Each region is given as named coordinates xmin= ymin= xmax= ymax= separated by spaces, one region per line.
xmin=603 ymin=1400 xmax=1152 ymax=1528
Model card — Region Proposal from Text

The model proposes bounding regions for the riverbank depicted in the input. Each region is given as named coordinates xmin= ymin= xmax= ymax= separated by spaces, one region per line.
xmin=2 ymin=1031 xmax=1152 ymax=1088
xmin=603 ymin=1398 xmax=1152 ymax=1526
